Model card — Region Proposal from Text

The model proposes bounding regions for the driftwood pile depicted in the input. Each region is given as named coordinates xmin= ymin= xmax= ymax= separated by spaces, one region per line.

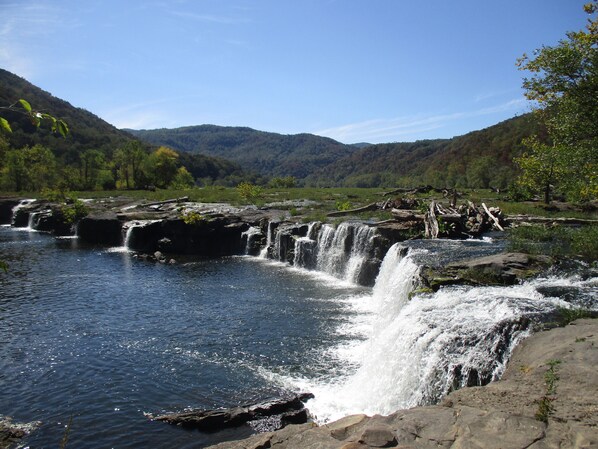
xmin=391 ymin=199 xmax=506 ymax=239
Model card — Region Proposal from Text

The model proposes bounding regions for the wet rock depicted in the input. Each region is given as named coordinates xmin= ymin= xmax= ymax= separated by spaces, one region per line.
xmin=77 ymin=214 xmax=123 ymax=245
xmin=154 ymin=394 xmax=313 ymax=433
xmin=0 ymin=415 xmax=40 ymax=449
xmin=421 ymin=252 xmax=554 ymax=290
xmin=0 ymin=199 xmax=20 ymax=224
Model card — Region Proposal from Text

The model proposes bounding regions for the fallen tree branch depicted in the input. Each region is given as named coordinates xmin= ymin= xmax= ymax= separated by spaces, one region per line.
xmin=482 ymin=202 xmax=505 ymax=231
xmin=506 ymin=215 xmax=598 ymax=225
xmin=141 ymin=197 xmax=190 ymax=208
xmin=327 ymin=202 xmax=379 ymax=217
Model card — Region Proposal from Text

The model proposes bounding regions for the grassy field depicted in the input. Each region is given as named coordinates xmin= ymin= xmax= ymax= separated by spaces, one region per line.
xmin=1 ymin=186 xmax=596 ymax=220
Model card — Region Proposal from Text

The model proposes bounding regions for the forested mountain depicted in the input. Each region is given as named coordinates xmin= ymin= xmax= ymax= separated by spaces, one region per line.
xmin=305 ymin=114 xmax=538 ymax=189
xmin=0 ymin=69 xmax=246 ymax=190
xmin=127 ymin=125 xmax=359 ymax=179
xmin=1 ymin=68 xmax=537 ymax=191
xmin=0 ymin=69 xmax=133 ymax=163
xmin=131 ymin=114 xmax=537 ymax=189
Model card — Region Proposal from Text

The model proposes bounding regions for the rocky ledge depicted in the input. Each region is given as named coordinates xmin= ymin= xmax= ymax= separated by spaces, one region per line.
xmin=207 ymin=319 xmax=598 ymax=449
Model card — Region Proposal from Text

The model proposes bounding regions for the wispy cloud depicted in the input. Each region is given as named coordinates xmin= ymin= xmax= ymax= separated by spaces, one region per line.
xmin=315 ymin=99 xmax=527 ymax=143
xmin=169 ymin=10 xmax=250 ymax=24
xmin=0 ymin=2 xmax=76 ymax=78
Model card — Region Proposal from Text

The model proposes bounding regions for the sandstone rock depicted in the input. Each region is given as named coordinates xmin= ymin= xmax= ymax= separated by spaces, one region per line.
xmin=358 ymin=425 xmax=397 ymax=447
xmin=421 ymin=252 xmax=554 ymax=290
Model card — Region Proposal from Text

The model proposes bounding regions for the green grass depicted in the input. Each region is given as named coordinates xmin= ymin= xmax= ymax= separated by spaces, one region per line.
xmin=507 ymin=224 xmax=598 ymax=261
xmin=2 ymin=186 xmax=596 ymax=221
xmin=535 ymin=359 xmax=561 ymax=423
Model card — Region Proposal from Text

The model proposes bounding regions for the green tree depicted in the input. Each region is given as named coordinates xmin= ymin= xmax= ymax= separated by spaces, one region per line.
xmin=80 ymin=149 xmax=105 ymax=190
xmin=113 ymin=141 xmax=147 ymax=189
xmin=516 ymin=1 xmax=598 ymax=201
xmin=145 ymin=146 xmax=179 ymax=188
xmin=237 ymin=181 xmax=263 ymax=204
xmin=170 ymin=166 xmax=195 ymax=189
xmin=3 ymin=144 xmax=57 ymax=191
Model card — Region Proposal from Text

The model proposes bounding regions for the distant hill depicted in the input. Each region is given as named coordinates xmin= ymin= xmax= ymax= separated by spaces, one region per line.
xmin=127 ymin=125 xmax=359 ymax=179
xmin=306 ymin=114 xmax=538 ymax=189
xmin=0 ymin=69 xmax=135 ymax=162
xmin=0 ymin=69 xmax=245 ymax=185
xmin=1 ymin=68 xmax=537 ymax=190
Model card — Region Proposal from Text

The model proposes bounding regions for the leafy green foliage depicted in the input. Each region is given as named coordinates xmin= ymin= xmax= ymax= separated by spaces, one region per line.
xmin=59 ymin=199 xmax=89 ymax=224
xmin=181 ymin=210 xmax=205 ymax=226
xmin=517 ymin=1 xmax=598 ymax=202
xmin=269 ymin=176 xmax=296 ymax=188
xmin=0 ymin=69 xmax=245 ymax=192
xmin=535 ymin=359 xmax=561 ymax=422
xmin=236 ymin=182 xmax=263 ymax=204
xmin=335 ymin=200 xmax=352 ymax=211
xmin=507 ymin=224 xmax=598 ymax=261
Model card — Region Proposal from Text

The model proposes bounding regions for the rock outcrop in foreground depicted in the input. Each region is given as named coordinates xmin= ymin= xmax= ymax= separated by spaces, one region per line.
xmin=207 ymin=319 xmax=598 ymax=449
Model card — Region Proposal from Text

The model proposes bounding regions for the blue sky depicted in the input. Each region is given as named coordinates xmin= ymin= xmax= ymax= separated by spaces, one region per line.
xmin=0 ymin=0 xmax=590 ymax=143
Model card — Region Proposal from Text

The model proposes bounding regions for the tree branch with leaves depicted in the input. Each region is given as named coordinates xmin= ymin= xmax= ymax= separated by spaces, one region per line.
xmin=516 ymin=1 xmax=597 ymax=202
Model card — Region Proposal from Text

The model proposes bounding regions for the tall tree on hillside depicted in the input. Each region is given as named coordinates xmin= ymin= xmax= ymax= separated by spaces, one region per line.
xmin=516 ymin=1 xmax=598 ymax=202
xmin=80 ymin=149 xmax=105 ymax=190
xmin=145 ymin=146 xmax=179 ymax=188
xmin=113 ymin=141 xmax=147 ymax=189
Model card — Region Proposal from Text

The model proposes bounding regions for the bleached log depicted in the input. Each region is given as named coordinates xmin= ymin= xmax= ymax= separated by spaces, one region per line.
xmin=391 ymin=209 xmax=425 ymax=221
xmin=482 ymin=202 xmax=504 ymax=231
xmin=327 ymin=202 xmax=379 ymax=217
xmin=141 ymin=197 xmax=190 ymax=208
xmin=424 ymin=200 xmax=439 ymax=239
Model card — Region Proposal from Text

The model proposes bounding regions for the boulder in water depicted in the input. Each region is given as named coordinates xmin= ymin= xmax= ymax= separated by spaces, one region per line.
xmin=421 ymin=252 xmax=553 ymax=290
xmin=153 ymin=393 xmax=314 ymax=433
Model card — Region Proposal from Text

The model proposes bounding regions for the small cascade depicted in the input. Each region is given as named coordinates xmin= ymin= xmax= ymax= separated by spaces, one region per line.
xmin=258 ymin=221 xmax=378 ymax=285
xmin=315 ymin=224 xmax=350 ymax=277
xmin=259 ymin=222 xmax=275 ymax=259
xmin=26 ymin=211 xmax=38 ymax=230
xmin=11 ymin=199 xmax=36 ymax=227
xmin=123 ymin=226 xmax=134 ymax=249
xmin=344 ymin=225 xmax=377 ymax=283
xmin=241 ymin=226 xmax=262 ymax=255
xmin=293 ymin=222 xmax=318 ymax=269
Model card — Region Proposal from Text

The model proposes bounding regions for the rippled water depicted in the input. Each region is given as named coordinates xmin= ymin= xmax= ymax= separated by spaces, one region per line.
xmin=2 ymin=225 xmax=595 ymax=448
xmin=0 ymin=227 xmax=364 ymax=448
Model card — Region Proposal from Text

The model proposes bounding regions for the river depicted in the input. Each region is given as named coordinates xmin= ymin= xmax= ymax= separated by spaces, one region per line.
xmin=0 ymin=224 xmax=595 ymax=448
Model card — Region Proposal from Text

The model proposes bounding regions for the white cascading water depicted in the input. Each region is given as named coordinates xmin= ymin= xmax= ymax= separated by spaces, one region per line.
xmin=10 ymin=199 xmax=36 ymax=227
xmin=315 ymin=224 xmax=350 ymax=277
xmin=242 ymin=226 xmax=262 ymax=255
xmin=259 ymin=222 xmax=275 ymax=259
xmin=269 ymin=242 xmax=575 ymax=423
xmin=344 ymin=225 xmax=377 ymax=283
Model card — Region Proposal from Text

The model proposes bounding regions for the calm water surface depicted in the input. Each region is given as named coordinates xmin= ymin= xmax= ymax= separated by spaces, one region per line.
xmin=0 ymin=227 xmax=364 ymax=448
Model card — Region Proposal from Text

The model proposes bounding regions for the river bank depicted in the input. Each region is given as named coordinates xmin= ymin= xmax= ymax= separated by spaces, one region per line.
xmin=206 ymin=318 xmax=598 ymax=449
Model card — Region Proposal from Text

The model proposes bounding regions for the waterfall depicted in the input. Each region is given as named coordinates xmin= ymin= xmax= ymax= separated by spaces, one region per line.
xmin=344 ymin=225 xmax=377 ymax=283
xmin=258 ymin=221 xmax=377 ymax=285
xmin=242 ymin=226 xmax=262 ymax=255
xmin=26 ymin=211 xmax=38 ymax=230
xmin=259 ymin=222 xmax=275 ymax=259
xmin=11 ymin=199 xmax=36 ymax=227
xmin=275 ymin=243 xmax=572 ymax=423
xmin=123 ymin=226 xmax=134 ymax=249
